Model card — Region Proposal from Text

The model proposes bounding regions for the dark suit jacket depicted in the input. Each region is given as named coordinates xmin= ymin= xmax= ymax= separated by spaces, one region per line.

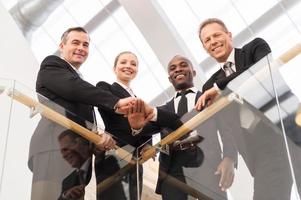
xmin=29 ymin=55 xmax=120 ymax=170
xmin=155 ymin=91 xmax=238 ymax=195
xmin=96 ymin=81 xmax=182 ymax=148
xmin=203 ymin=38 xmax=271 ymax=91
xmin=58 ymin=166 xmax=92 ymax=200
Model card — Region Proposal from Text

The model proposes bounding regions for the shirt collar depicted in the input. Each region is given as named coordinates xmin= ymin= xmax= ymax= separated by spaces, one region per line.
xmin=174 ymin=87 xmax=197 ymax=98
xmin=79 ymin=157 xmax=91 ymax=172
xmin=62 ymin=57 xmax=83 ymax=77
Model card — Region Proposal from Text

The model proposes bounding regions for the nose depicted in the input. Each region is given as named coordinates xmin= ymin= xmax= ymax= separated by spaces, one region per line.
xmin=175 ymin=65 xmax=182 ymax=72
xmin=210 ymin=37 xmax=218 ymax=45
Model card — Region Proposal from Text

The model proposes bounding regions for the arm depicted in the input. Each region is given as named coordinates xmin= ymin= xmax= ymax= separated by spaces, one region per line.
xmin=215 ymin=103 xmax=240 ymax=191
xmin=37 ymin=56 xmax=119 ymax=110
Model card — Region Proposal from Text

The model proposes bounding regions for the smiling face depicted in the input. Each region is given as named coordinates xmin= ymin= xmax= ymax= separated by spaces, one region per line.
xmin=114 ymin=52 xmax=138 ymax=86
xmin=59 ymin=135 xmax=88 ymax=168
xmin=200 ymin=22 xmax=233 ymax=63
xmin=59 ymin=30 xmax=90 ymax=69
xmin=168 ymin=56 xmax=196 ymax=91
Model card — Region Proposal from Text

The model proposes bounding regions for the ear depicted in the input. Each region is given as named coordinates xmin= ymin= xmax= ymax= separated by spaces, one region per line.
xmin=59 ymin=42 xmax=64 ymax=53
xmin=113 ymin=66 xmax=117 ymax=75
xmin=193 ymin=70 xmax=196 ymax=77
xmin=228 ymin=31 xmax=232 ymax=39
xmin=168 ymin=75 xmax=172 ymax=83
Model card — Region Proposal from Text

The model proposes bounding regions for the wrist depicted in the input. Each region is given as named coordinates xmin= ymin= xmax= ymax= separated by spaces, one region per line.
xmin=131 ymin=127 xmax=143 ymax=136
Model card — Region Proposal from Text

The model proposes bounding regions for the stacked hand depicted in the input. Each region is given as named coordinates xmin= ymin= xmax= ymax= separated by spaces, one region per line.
xmin=127 ymin=98 xmax=155 ymax=130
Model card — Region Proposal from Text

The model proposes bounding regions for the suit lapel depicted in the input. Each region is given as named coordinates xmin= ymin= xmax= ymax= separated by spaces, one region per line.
xmin=111 ymin=82 xmax=131 ymax=98
xmin=234 ymin=48 xmax=245 ymax=71
xmin=166 ymin=99 xmax=175 ymax=113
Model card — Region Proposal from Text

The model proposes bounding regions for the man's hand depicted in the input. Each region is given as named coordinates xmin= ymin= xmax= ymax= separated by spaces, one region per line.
xmin=140 ymin=144 xmax=156 ymax=161
xmin=195 ymin=87 xmax=219 ymax=110
xmin=63 ymin=185 xmax=85 ymax=199
xmin=128 ymin=99 xmax=155 ymax=130
xmin=115 ymin=97 xmax=136 ymax=115
xmin=96 ymin=132 xmax=116 ymax=151
xmin=215 ymin=156 xmax=235 ymax=191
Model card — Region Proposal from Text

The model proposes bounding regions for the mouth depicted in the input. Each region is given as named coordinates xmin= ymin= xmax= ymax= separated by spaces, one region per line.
xmin=174 ymin=73 xmax=186 ymax=80
xmin=122 ymin=69 xmax=133 ymax=75
xmin=212 ymin=44 xmax=223 ymax=52
xmin=73 ymin=52 xmax=86 ymax=58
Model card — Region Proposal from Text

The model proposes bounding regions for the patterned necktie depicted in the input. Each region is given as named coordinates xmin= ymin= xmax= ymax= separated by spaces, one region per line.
xmin=223 ymin=61 xmax=234 ymax=77
xmin=177 ymin=90 xmax=192 ymax=117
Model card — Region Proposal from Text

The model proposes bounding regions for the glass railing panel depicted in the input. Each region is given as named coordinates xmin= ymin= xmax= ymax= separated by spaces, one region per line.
xmin=227 ymin=52 xmax=301 ymax=200
xmin=0 ymin=78 xmax=15 ymax=198
xmin=0 ymin=80 xmax=136 ymax=200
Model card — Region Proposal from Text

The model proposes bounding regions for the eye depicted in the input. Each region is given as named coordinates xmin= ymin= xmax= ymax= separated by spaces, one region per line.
xmin=72 ymin=40 xmax=80 ymax=45
xmin=169 ymin=65 xmax=175 ymax=71
xmin=204 ymin=38 xmax=210 ymax=44
xmin=180 ymin=62 xmax=188 ymax=67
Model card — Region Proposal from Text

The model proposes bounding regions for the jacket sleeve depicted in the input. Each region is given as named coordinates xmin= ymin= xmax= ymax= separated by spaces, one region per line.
xmin=37 ymin=56 xmax=119 ymax=110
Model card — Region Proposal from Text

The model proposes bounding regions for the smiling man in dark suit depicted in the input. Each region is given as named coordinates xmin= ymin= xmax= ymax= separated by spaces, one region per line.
xmin=30 ymin=27 xmax=140 ymax=200
xmin=154 ymin=55 xmax=238 ymax=200
xmin=196 ymin=18 xmax=297 ymax=200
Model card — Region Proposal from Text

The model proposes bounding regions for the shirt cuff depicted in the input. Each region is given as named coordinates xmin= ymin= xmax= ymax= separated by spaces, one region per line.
xmin=213 ymin=83 xmax=222 ymax=94
xmin=150 ymin=107 xmax=157 ymax=122
xmin=131 ymin=127 xmax=143 ymax=136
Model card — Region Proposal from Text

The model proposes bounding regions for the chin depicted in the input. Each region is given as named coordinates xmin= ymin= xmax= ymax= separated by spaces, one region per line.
xmin=175 ymin=83 xmax=189 ymax=90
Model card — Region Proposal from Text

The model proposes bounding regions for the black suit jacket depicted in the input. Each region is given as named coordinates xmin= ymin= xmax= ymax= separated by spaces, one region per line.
xmin=58 ymin=166 xmax=92 ymax=200
xmin=29 ymin=55 xmax=120 ymax=170
xmin=155 ymin=91 xmax=238 ymax=195
xmin=203 ymin=38 xmax=271 ymax=91
xmin=96 ymin=81 xmax=182 ymax=148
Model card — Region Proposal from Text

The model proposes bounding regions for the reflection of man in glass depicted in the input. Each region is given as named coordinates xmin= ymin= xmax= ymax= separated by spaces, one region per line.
xmin=58 ymin=130 xmax=93 ymax=200
xmin=155 ymin=55 xmax=238 ymax=200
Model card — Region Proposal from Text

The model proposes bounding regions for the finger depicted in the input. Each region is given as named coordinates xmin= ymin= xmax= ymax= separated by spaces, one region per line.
xmin=137 ymin=99 xmax=143 ymax=113
xmin=216 ymin=169 xmax=224 ymax=188
xmin=195 ymin=100 xmax=203 ymax=111
xmin=145 ymin=112 xmax=155 ymax=121
xmin=201 ymin=95 xmax=207 ymax=107
xmin=108 ymin=137 xmax=116 ymax=149
xmin=140 ymin=100 xmax=145 ymax=113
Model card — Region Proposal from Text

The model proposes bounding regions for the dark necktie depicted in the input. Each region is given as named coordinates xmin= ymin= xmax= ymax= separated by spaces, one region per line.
xmin=177 ymin=90 xmax=192 ymax=117
xmin=223 ymin=61 xmax=234 ymax=77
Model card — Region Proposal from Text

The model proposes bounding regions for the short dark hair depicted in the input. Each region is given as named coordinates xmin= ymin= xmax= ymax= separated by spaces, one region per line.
xmin=58 ymin=129 xmax=89 ymax=146
xmin=167 ymin=55 xmax=194 ymax=70
xmin=113 ymin=51 xmax=138 ymax=68
xmin=60 ymin=27 xmax=88 ymax=44
xmin=198 ymin=18 xmax=229 ymax=40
